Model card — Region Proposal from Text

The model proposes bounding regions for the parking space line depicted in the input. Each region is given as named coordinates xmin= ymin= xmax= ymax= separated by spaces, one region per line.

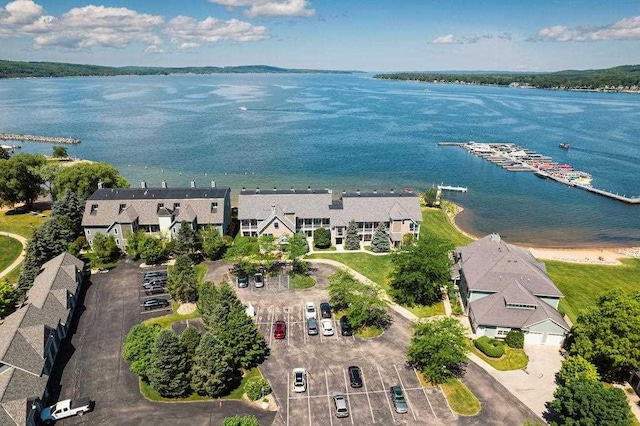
xmin=307 ymin=371 xmax=312 ymax=426
xmin=361 ymin=369 xmax=376 ymax=423
xmin=325 ymin=371 xmax=334 ymax=426
xmin=287 ymin=308 xmax=291 ymax=347
xmin=377 ymin=365 xmax=396 ymax=423
xmin=342 ymin=368 xmax=354 ymax=425
xmin=269 ymin=307 xmax=274 ymax=347
xmin=287 ymin=371 xmax=290 ymax=426
xmin=414 ymin=368 xmax=437 ymax=419
xmin=394 ymin=365 xmax=417 ymax=421
xmin=301 ymin=305 xmax=306 ymax=345
xmin=287 ymin=387 xmax=427 ymax=398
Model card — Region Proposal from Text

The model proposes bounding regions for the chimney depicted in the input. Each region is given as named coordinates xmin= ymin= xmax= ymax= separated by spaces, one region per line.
xmin=161 ymin=180 xmax=167 ymax=189
xmin=273 ymin=187 xmax=277 ymax=192
xmin=356 ymin=189 xmax=360 ymax=196
xmin=271 ymin=204 xmax=276 ymax=213
xmin=211 ymin=180 xmax=216 ymax=188
xmin=190 ymin=181 xmax=196 ymax=188
xmin=256 ymin=187 xmax=260 ymax=193
xmin=140 ymin=181 xmax=147 ymax=189
xmin=97 ymin=181 xmax=104 ymax=189
xmin=291 ymin=187 xmax=295 ymax=192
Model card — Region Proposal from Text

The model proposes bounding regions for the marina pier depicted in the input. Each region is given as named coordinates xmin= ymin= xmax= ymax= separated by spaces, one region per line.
xmin=439 ymin=141 xmax=640 ymax=205
xmin=0 ymin=132 xmax=81 ymax=144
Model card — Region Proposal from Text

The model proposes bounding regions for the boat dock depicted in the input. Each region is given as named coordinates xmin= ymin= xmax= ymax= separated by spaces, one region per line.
xmin=441 ymin=141 xmax=640 ymax=205
xmin=438 ymin=184 xmax=468 ymax=193
xmin=0 ymin=132 xmax=81 ymax=144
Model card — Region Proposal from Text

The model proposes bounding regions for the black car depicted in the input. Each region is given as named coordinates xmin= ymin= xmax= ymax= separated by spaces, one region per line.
xmin=320 ymin=302 xmax=332 ymax=319
xmin=145 ymin=284 xmax=166 ymax=295
xmin=143 ymin=298 xmax=169 ymax=310
xmin=340 ymin=315 xmax=353 ymax=336
xmin=237 ymin=274 xmax=249 ymax=288
xmin=348 ymin=366 xmax=363 ymax=388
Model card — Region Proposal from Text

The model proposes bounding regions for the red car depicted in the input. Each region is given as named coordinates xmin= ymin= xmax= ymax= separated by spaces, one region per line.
xmin=274 ymin=320 xmax=286 ymax=339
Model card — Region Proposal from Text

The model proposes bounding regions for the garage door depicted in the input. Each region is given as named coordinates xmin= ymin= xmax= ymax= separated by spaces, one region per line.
xmin=545 ymin=333 xmax=565 ymax=346
xmin=525 ymin=331 xmax=544 ymax=344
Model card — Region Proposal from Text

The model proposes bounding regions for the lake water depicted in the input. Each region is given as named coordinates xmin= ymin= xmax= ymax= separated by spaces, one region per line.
xmin=1 ymin=73 xmax=638 ymax=247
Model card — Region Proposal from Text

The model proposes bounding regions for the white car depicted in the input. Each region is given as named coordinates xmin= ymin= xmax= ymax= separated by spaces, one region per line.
xmin=305 ymin=302 xmax=317 ymax=320
xmin=293 ymin=368 xmax=306 ymax=393
xmin=321 ymin=319 xmax=334 ymax=336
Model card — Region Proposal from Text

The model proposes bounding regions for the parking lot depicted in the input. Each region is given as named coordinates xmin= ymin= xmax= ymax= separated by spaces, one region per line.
xmin=230 ymin=263 xmax=456 ymax=426
xmin=138 ymin=268 xmax=173 ymax=316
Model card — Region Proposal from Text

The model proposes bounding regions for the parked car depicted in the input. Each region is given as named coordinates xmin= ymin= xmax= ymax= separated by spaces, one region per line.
xmin=305 ymin=302 xmax=317 ymax=320
xmin=237 ymin=274 xmax=249 ymax=288
xmin=142 ymin=280 xmax=166 ymax=290
xmin=254 ymin=273 xmax=264 ymax=288
xmin=41 ymin=397 xmax=92 ymax=424
xmin=333 ymin=393 xmax=349 ymax=418
xmin=340 ymin=315 xmax=353 ymax=336
xmin=143 ymin=298 xmax=170 ymax=310
xmin=144 ymin=284 xmax=166 ymax=295
xmin=293 ymin=368 xmax=307 ymax=393
xmin=320 ymin=302 xmax=332 ymax=319
xmin=390 ymin=386 xmax=408 ymax=414
xmin=321 ymin=319 xmax=334 ymax=336
xmin=307 ymin=317 xmax=319 ymax=335
xmin=143 ymin=271 xmax=167 ymax=282
xmin=274 ymin=320 xmax=286 ymax=339
xmin=348 ymin=366 xmax=363 ymax=388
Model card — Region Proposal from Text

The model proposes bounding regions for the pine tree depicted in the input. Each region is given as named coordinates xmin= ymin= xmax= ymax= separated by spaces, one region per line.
xmin=175 ymin=221 xmax=199 ymax=258
xmin=52 ymin=189 xmax=84 ymax=237
xmin=167 ymin=255 xmax=198 ymax=303
xmin=191 ymin=332 xmax=235 ymax=397
xmin=217 ymin=307 xmax=269 ymax=370
xmin=344 ymin=220 xmax=360 ymax=250
xmin=147 ymin=330 xmax=192 ymax=398
xmin=180 ymin=326 xmax=201 ymax=359
xmin=371 ymin=222 xmax=390 ymax=253
xmin=197 ymin=281 xmax=219 ymax=326
xmin=205 ymin=281 xmax=244 ymax=332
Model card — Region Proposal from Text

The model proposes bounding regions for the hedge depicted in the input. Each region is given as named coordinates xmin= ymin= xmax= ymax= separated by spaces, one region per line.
xmin=505 ymin=330 xmax=524 ymax=349
xmin=474 ymin=336 xmax=505 ymax=358
xmin=245 ymin=376 xmax=271 ymax=401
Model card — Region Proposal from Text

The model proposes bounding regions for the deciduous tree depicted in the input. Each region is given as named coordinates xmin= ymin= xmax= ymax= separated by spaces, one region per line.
xmin=370 ymin=222 xmax=390 ymax=253
xmin=122 ymin=323 xmax=162 ymax=380
xmin=556 ymin=356 xmax=600 ymax=386
xmin=167 ymin=255 xmax=198 ymax=303
xmin=0 ymin=153 xmax=45 ymax=207
xmin=191 ymin=332 xmax=235 ymax=397
xmin=0 ymin=147 xmax=9 ymax=160
xmin=138 ymin=234 xmax=166 ymax=265
xmin=550 ymin=376 xmax=633 ymax=426
xmin=148 ymin=330 xmax=192 ymax=397
xmin=423 ymin=188 xmax=438 ymax=207
xmin=52 ymin=146 xmax=68 ymax=158
xmin=0 ymin=280 xmax=16 ymax=319
xmin=389 ymin=237 xmax=452 ymax=306
xmin=568 ymin=289 xmax=640 ymax=381
xmin=37 ymin=163 xmax=62 ymax=201
xmin=91 ymin=233 xmax=119 ymax=265
xmin=344 ymin=220 xmax=360 ymax=250
xmin=224 ymin=236 xmax=260 ymax=263
xmin=200 ymin=227 xmax=227 ymax=260
xmin=53 ymin=162 xmax=129 ymax=201
xmin=406 ymin=317 xmax=468 ymax=384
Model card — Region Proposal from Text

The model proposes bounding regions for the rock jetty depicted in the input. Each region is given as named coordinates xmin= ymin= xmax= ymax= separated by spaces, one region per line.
xmin=0 ymin=132 xmax=81 ymax=144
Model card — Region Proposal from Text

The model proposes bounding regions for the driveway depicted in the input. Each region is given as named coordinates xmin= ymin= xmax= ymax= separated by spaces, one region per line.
xmin=50 ymin=259 xmax=276 ymax=426
xmin=221 ymin=262 xmax=542 ymax=426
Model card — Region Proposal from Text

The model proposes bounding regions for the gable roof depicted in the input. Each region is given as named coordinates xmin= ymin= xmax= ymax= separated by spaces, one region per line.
xmin=0 ymin=367 xmax=48 ymax=426
xmin=332 ymin=192 xmax=422 ymax=224
xmin=257 ymin=207 xmax=296 ymax=234
xmin=457 ymin=234 xmax=563 ymax=298
xmin=238 ymin=189 xmax=332 ymax=220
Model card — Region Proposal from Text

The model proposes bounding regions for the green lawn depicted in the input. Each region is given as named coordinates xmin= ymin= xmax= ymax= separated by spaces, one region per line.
xmin=307 ymin=253 xmax=393 ymax=290
xmin=289 ymin=274 xmax=316 ymax=289
xmin=0 ymin=209 xmax=49 ymax=238
xmin=194 ymin=264 xmax=208 ymax=284
xmin=421 ymin=204 xmax=474 ymax=247
xmin=143 ymin=309 xmax=201 ymax=329
xmin=355 ymin=325 xmax=383 ymax=338
xmin=440 ymin=378 xmax=481 ymax=416
xmin=406 ymin=301 xmax=445 ymax=318
xmin=545 ymin=258 xmax=640 ymax=322
xmin=0 ymin=235 xmax=22 ymax=273
xmin=469 ymin=341 xmax=528 ymax=371
xmin=3 ymin=264 xmax=22 ymax=285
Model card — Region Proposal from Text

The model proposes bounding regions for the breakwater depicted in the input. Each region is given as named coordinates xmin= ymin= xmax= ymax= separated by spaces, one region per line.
xmin=0 ymin=132 xmax=80 ymax=144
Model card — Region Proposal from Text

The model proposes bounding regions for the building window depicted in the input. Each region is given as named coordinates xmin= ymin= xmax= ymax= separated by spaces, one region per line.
xmin=211 ymin=202 xmax=218 ymax=213
xmin=87 ymin=230 xmax=91 ymax=235
xmin=496 ymin=328 xmax=510 ymax=337
xmin=157 ymin=203 xmax=164 ymax=211
xmin=118 ymin=203 xmax=127 ymax=214
xmin=116 ymin=239 xmax=120 ymax=245
xmin=173 ymin=202 xmax=180 ymax=209
xmin=322 ymin=218 xmax=330 ymax=226
xmin=90 ymin=204 xmax=98 ymax=215
xmin=114 ymin=228 xmax=118 ymax=235
xmin=274 ymin=222 xmax=279 ymax=229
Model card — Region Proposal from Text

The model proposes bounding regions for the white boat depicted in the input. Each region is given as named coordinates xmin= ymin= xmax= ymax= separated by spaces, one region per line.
xmin=239 ymin=106 xmax=247 ymax=111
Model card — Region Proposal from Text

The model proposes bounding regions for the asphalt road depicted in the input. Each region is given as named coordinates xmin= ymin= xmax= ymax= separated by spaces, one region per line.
xmin=50 ymin=259 xmax=276 ymax=426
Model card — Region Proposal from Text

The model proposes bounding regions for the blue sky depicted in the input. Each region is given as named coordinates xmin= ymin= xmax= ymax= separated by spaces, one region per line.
xmin=0 ymin=0 xmax=638 ymax=71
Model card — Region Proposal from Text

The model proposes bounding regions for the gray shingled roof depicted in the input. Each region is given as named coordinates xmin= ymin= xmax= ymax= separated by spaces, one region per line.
xmin=331 ymin=193 xmax=422 ymax=224
xmin=457 ymin=234 xmax=563 ymax=298
xmin=238 ymin=190 xmax=332 ymax=220
xmin=0 ymin=367 xmax=48 ymax=426
xmin=82 ymin=187 xmax=229 ymax=227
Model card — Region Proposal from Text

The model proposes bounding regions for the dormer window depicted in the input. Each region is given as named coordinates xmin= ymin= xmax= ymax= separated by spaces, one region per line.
xmin=90 ymin=204 xmax=98 ymax=215
xmin=506 ymin=303 xmax=537 ymax=310
xmin=211 ymin=202 xmax=218 ymax=213
xmin=119 ymin=203 xmax=127 ymax=214
xmin=157 ymin=203 xmax=164 ymax=212
xmin=173 ymin=202 xmax=180 ymax=209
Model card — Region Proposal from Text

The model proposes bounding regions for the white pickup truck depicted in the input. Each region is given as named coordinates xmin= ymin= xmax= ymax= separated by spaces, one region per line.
xmin=40 ymin=397 xmax=92 ymax=423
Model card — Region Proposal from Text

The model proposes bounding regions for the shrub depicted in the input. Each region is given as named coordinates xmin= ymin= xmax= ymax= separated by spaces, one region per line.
xmin=505 ymin=330 xmax=524 ymax=349
xmin=474 ymin=336 xmax=505 ymax=358
xmin=313 ymin=227 xmax=331 ymax=249
xmin=221 ymin=416 xmax=259 ymax=426
xmin=245 ymin=376 xmax=271 ymax=401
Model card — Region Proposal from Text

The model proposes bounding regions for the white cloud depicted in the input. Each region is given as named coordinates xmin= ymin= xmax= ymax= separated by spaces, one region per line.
xmin=208 ymin=0 xmax=315 ymax=18
xmin=164 ymin=15 xmax=268 ymax=45
xmin=532 ymin=15 xmax=640 ymax=42
xmin=432 ymin=32 xmax=512 ymax=45
xmin=145 ymin=45 xmax=164 ymax=54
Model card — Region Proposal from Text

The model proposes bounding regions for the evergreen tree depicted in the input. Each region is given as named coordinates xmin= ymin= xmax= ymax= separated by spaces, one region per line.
xmin=313 ymin=227 xmax=331 ymax=249
xmin=191 ymin=332 xmax=235 ymax=397
xmin=15 ymin=251 xmax=41 ymax=300
xmin=0 ymin=280 xmax=16 ymax=319
xmin=217 ymin=307 xmax=269 ymax=370
xmin=52 ymin=146 xmax=68 ymax=158
xmin=147 ymin=330 xmax=191 ymax=398
xmin=370 ymin=222 xmax=390 ymax=253
xmin=197 ymin=281 xmax=220 ymax=325
xmin=423 ymin=188 xmax=439 ymax=207
xmin=206 ymin=281 xmax=244 ymax=332
xmin=52 ymin=189 xmax=84 ymax=237
xmin=180 ymin=326 xmax=201 ymax=359
xmin=167 ymin=254 xmax=198 ymax=303
xmin=175 ymin=221 xmax=199 ymax=258
xmin=344 ymin=220 xmax=360 ymax=250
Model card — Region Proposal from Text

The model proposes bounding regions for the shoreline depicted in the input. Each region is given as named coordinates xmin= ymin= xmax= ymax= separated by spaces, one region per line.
xmin=443 ymin=201 xmax=639 ymax=265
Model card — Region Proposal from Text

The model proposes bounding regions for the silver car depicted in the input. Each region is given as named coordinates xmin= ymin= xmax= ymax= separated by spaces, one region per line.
xmin=333 ymin=393 xmax=349 ymax=418
xmin=307 ymin=318 xmax=319 ymax=335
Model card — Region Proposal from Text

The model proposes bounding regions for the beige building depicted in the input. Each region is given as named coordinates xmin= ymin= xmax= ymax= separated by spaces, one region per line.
xmin=238 ymin=188 xmax=421 ymax=247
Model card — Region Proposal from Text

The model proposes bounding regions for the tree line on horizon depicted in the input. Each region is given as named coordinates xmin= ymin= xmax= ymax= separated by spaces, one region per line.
xmin=0 ymin=60 xmax=354 ymax=79
xmin=374 ymin=65 xmax=640 ymax=91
